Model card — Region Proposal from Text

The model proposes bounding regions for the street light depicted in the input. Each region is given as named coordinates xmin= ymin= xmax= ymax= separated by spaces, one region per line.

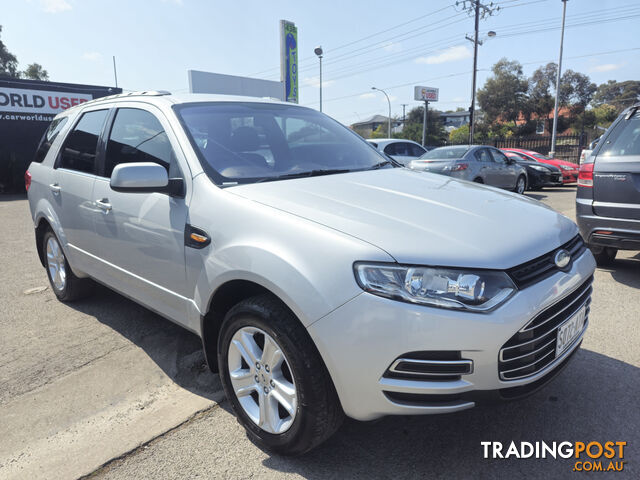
xmin=372 ymin=86 xmax=392 ymax=137
xmin=314 ymin=46 xmax=323 ymax=112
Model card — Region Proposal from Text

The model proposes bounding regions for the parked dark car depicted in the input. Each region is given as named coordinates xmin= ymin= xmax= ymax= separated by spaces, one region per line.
xmin=503 ymin=150 xmax=563 ymax=190
xmin=576 ymin=102 xmax=640 ymax=265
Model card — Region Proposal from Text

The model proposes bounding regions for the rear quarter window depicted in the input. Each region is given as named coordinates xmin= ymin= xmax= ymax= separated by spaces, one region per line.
xmin=33 ymin=117 xmax=68 ymax=163
xmin=597 ymin=110 xmax=640 ymax=158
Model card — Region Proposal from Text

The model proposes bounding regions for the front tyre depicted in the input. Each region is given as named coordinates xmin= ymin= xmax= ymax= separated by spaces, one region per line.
xmin=43 ymin=230 xmax=93 ymax=302
xmin=514 ymin=175 xmax=527 ymax=194
xmin=218 ymin=294 xmax=343 ymax=455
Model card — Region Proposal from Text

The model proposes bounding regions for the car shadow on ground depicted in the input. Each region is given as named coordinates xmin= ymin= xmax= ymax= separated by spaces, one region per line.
xmin=258 ymin=349 xmax=638 ymax=479
xmin=0 ymin=193 xmax=28 ymax=202
xmin=65 ymin=283 xmax=222 ymax=401
xmin=600 ymin=253 xmax=640 ymax=290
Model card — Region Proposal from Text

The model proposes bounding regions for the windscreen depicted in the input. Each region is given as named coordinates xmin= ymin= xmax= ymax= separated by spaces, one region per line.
xmin=419 ymin=146 xmax=470 ymax=160
xmin=175 ymin=102 xmax=388 ymax=185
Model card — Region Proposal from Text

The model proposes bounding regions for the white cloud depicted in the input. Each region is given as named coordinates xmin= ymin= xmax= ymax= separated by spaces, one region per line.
xmin=359 ymin=93 xmax=376 ymax=99
xmin=589 ymin=63 xmax=624 ymax=73
xmin=415 ymin=45 xmax=472 ymax=65
xmin=41 ymin=0 xmax=72 ymax=13
xmin=302 ymin=76 xmax=335 ymax=88
xmin=82 ymin=52 xmax=102 ymax=61
xmin=383 ymin=42 xmax=402 ymax=53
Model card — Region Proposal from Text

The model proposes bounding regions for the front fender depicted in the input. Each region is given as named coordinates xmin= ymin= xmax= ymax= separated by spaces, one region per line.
xmin=192 ymin=242 xmax=365 ymax=328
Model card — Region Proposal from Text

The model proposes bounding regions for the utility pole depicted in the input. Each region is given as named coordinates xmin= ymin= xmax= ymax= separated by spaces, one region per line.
xmin=112 ymin=56 xmax=118 ymax=88
xmin=469 ymin=1 xmax=479 ymax=144
xmin=401 ymin=103 xmax=408 ymax=130
xmin=458 ymin=1 xmax=499 ymax=144
xmin=550 ymin=0 xmax=568 ymax=158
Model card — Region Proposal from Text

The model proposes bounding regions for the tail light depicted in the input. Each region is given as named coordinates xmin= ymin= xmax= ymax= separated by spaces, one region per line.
xmin=577 ymin=163 xmax=593 ymax=187
xmin=451 ymin=163 xmax=468 ymax=172
xmin=24 ymin=170 xmax=32 ymax=191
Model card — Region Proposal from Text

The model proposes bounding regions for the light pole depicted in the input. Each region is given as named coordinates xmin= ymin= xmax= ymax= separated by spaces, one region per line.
xmin=314 ymin=46 xmax=323 ymax=112
xmin=466 ymin=27 xmax=496 ymax=144
xmin=372 ymin=87 xmax=391 ymax=137
xmin=550 ymin=0 xmax=568 ymax=158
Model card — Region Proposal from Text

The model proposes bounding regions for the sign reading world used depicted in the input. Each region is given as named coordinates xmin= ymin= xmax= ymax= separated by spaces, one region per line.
xmin=414 ymin=86 xmax=439 ymax=102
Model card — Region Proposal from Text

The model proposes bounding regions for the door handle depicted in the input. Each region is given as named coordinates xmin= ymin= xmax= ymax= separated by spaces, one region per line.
xmin=95 ymin=198 xmax=112 ymax=213
xmin=49 ymin=183 xmax=61 ymax=195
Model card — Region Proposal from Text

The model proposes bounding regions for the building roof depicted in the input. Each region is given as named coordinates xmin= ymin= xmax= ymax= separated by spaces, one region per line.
xmin=351 ymin=114 xmax=390 ymax=127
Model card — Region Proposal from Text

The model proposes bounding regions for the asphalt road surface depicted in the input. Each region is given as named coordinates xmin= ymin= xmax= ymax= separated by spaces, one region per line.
xmin=0 ymin=187 xmax=638 ymax=480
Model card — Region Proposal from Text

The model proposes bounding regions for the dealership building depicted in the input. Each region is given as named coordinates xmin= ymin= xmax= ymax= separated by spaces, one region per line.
xmin=0 ymin=77 xmax=121 ymax=192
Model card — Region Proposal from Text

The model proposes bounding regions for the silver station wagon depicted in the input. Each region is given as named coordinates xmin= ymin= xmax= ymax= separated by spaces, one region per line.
xmin=26 ymin=91 xmax=595 ymax=455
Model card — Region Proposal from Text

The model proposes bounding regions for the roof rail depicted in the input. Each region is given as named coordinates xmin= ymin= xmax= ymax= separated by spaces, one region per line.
xmin=73 ymin=90 xmax=172 ymax=109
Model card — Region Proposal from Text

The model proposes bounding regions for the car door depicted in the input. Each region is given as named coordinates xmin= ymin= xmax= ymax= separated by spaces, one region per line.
xmin=91 ymin=104 xmax=191 ymax=321
xmin=592 ymin=108 xmax=640 ymax=220
xmin=473 ymin=148 xmax=498 ymax=184
xmin=51 ymin=108 xmax=110 ymax=274
xmin=489 ymin=148 xmax=515 ymax=188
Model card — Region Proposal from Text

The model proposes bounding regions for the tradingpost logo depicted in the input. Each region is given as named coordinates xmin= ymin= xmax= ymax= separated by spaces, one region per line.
xmin=481 ymin=441 xmax=627 ymax=472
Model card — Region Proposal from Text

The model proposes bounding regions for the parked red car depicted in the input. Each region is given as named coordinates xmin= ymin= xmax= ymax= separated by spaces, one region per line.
xmin=501 ymin=148 xmax=579 ymax=184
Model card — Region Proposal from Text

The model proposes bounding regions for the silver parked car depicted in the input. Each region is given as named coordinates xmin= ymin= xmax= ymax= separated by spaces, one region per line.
xmin=366 ymin=138 xmax=427 ymax=165
xmin=409 ymin=145 xmax=529 ymax=194
xmin=26 ymin=92 xmax=595 ymax=455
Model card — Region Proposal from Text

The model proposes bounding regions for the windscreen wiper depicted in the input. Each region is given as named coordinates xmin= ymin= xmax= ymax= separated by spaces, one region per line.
xmin=369 ymin=159 xmax=398 ymax=169
xmin=256 ymin=169 xmax=353 ymax=183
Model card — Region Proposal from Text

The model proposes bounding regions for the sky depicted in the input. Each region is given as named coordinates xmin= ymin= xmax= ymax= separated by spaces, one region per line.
xmin=2 ymin=0 xmax=639 ymax=125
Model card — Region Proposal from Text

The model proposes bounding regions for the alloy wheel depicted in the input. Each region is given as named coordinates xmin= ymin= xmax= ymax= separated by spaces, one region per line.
xmin=227 ymin=326 xmax=298 ymax=434
xmin=516 ymin=177 xmax=526 ymax=194
xmin=46 ymin=236 xmax=66 ymax=291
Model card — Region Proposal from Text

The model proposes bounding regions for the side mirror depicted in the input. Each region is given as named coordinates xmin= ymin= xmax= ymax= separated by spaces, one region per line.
xmin=110 ymin=162 xmax=182 ymax=195
xmin=506 ymin=157 xmax=515 ymax=165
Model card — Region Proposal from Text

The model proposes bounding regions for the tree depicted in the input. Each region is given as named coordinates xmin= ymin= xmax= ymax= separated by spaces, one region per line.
xmin=0 ymin=26 xmax=19 ymax=77
xmin=370 ymin=124 xmax=387 ymax=139
xmin=396 ymin=106 xmax=446 ymax=145
xmin=449 ymin=125 xmax=469 ymax=144
xmin=525 ymin=63 xmax=556 ymax=126
xmin=476 ymin=58 xmax=529 ymax=125
xmin=560 ymin=69 xmax=596 ymax=114
xmin=22 ymin=63 xmax=49 ymax=81
xmin=592 ymin=104 xmax=618 ymax=128
xmin=592 ymin=80 xmax=640 ymax=111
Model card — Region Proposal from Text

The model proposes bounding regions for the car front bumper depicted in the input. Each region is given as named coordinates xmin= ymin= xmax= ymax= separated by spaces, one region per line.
xmin=307 ymin=250 xmax=596 ymax=421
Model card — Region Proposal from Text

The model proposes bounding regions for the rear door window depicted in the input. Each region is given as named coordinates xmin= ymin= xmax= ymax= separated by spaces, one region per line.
xmin=34 ymin=117 xmax=68 ymax=163
xmin=105 ymin=108 xmax=181 ymax=178
xmin=474 ymin=148 xmax=491 ymax=162
xmin=58 ymin=110 xmax=109 ymax=174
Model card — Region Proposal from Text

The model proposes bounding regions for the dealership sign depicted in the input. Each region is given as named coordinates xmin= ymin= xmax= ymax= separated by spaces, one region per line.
xmin=414 ymin=86 xmax=439 ymax=102
xmin=280 ymin=20 xmax=298 ymax=104
xmin=0 ymin=87 xmax=92 ymax=115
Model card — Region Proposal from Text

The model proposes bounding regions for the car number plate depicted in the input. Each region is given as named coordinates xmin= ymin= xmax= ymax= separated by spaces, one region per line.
xmin=556 ymin=305 xmax=586 ymax=356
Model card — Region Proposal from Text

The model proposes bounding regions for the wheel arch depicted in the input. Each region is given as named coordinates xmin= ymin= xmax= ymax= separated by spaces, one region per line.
xmin=201 ymin=279 xmax=293 ymax=373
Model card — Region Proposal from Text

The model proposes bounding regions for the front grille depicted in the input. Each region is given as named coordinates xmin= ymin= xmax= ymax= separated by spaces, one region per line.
xmin=507 ymin=234 xmax=585 ymax=289
xmin=498 ymin=276 xmax=593 ymax=381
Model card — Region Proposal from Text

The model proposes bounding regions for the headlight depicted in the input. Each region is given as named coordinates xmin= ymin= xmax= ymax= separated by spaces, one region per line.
xmin=354 ymin=263 xmax=516 ymax=312
xmin=530 ymin=165 xmax=548 ymax=172
xmin=559 ymin=165 xmax=574 ymax=171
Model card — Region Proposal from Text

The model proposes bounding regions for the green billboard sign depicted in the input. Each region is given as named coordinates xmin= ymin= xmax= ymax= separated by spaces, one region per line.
xmin=280 ymin=20 xmax=298 ymax=103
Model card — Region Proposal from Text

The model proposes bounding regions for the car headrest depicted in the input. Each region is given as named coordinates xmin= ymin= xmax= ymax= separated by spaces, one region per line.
xmin=230 ymin=126 xmax=261 ymax=151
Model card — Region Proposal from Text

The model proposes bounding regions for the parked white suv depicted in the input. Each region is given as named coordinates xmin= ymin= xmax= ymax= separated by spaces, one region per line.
xmin=26 ymin=92 xmax=596 ymax=455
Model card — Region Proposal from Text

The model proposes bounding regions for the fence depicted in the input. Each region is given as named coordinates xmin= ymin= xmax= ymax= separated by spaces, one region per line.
xmin=446 ymin=134 xmax=585 ymax=164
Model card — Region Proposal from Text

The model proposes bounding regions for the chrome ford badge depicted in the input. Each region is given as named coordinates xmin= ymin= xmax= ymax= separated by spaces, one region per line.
xmin=554 ymin=249 xmax=571 ymax=269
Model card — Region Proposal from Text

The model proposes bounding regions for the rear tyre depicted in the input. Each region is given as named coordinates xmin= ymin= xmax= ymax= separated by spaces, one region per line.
xmin=43 ymin=230 xmax=93 ymax=302
xmin=218 ymin=294 xmax=344 ymax=456
xmin=473 ymin=177 xmax=484 ymax=184
xmin=589 ymin=246 xmax=617 ymax=267
xmin=514 ymin=175 xmax=527 ymax=194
